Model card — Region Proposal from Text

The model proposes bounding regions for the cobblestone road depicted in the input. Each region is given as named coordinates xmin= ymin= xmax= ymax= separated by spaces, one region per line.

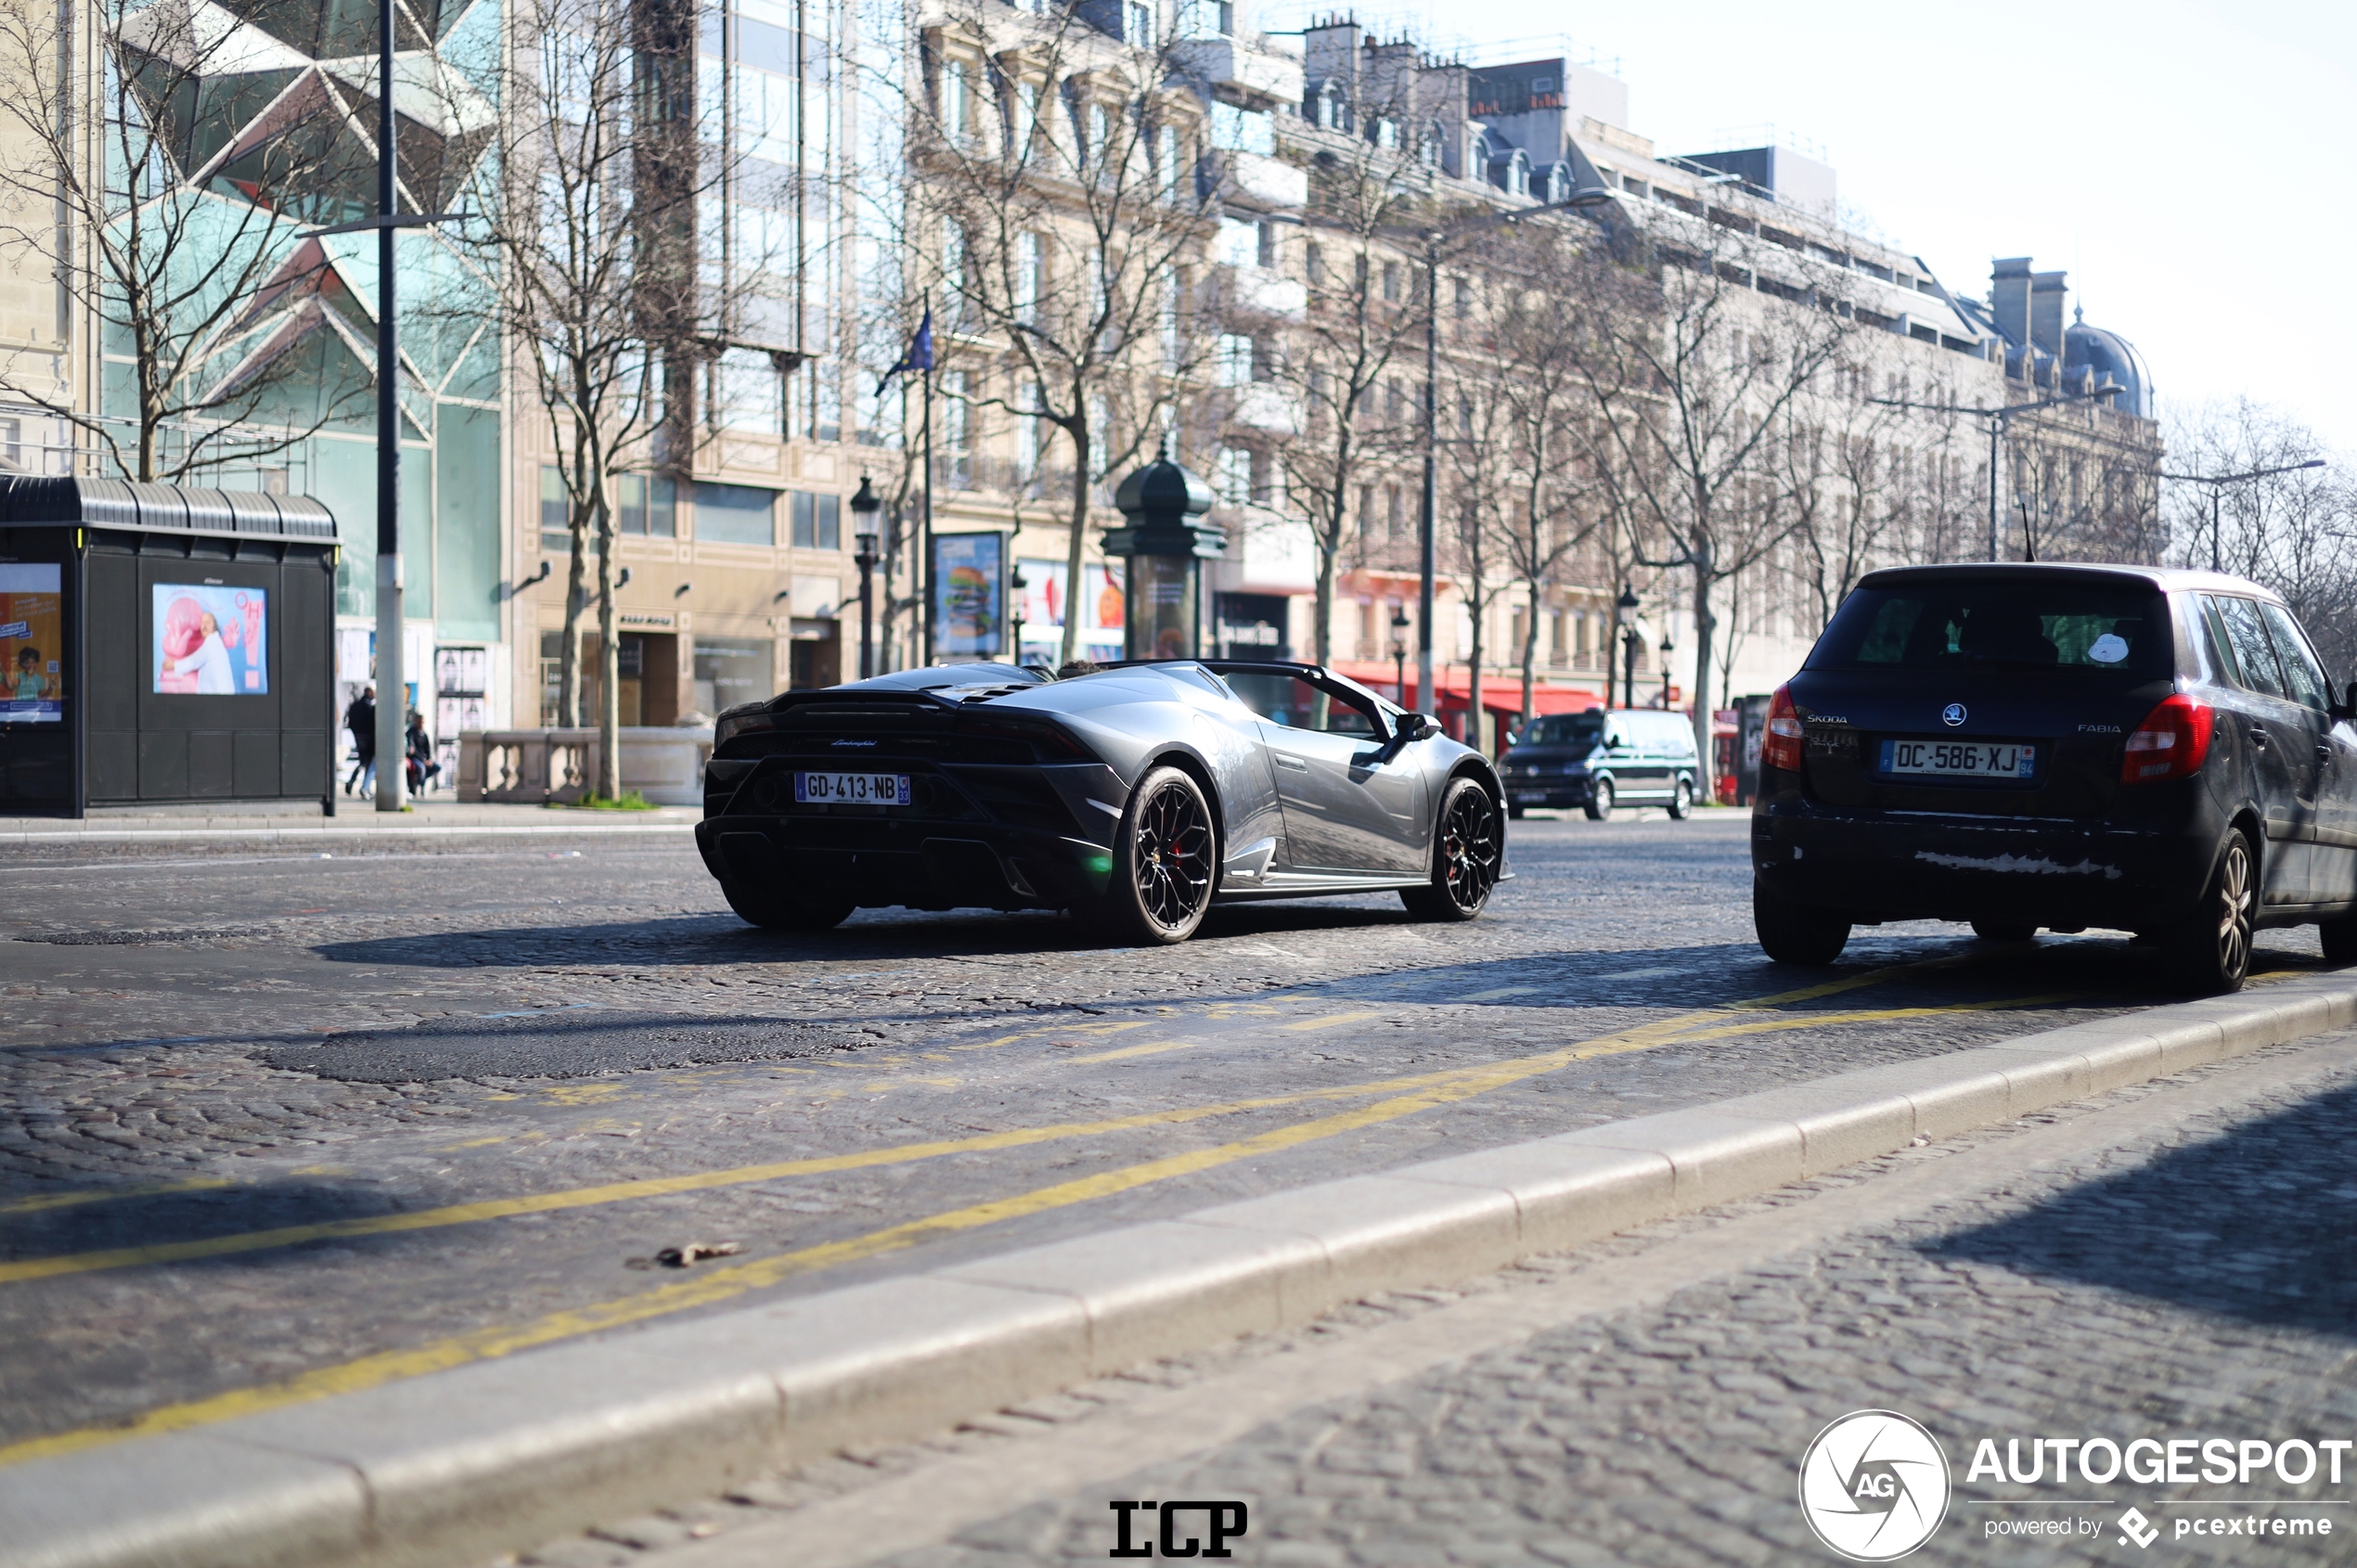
xmin=557 ymin=1034 xmax=2357 ymax=1568
xmin=0 ymin=813 xmax=2328 ymax=1458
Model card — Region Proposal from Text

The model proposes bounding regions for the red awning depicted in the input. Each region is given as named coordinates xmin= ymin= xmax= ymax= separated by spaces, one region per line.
xmin=1327 ymin=661 xmax=1606 ymax=715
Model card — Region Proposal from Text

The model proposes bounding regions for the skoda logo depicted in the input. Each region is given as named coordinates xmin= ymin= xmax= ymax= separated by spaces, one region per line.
xmin=1798 ymin=1410 xmax=1951 ymax=1561
xmin=1940 ymin=703 xmax=1966 ymax=727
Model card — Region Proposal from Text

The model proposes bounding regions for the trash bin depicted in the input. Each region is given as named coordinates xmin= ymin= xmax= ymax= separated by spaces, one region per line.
xmin=0 ymin=478 xmax=339 ymax=816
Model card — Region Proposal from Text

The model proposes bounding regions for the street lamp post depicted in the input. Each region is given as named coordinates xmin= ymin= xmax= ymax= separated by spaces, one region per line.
xmin=1610 ymin=582 xmax=1639 ymax=708
xmin=1420 ymin=186 xmax=1618 ymax=720
xmin=1620 ymin=625 xmax=1639 ymax=712
xmin=2156 ymin=459 xmax=2329 ymax=572
xmin=1009 ymin=565 xmax=1029 ymax=664
xmin=295 ymin=22 xmax=462 ymax=810
xmin=1390 ymin=604 xmax=1411 ymax=702
xmin=1871 ymin=383 xmax=2128 ymax=560
xmin=849 ymin=475 xmax=881 ymax=680
xmin=1658 ymin=632 xmax=1674 ymax=710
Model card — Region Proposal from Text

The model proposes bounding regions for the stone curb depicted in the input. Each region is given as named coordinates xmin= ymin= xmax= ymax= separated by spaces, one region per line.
xmin=6 ymin=973 xmax=2353 ymax=1568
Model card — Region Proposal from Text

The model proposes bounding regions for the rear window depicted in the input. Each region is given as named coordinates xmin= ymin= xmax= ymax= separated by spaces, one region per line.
xmin=1809 ymin=580 xmax=2171 ymax=678
xmin=1516 ymin=713 xmax=1604 ymax=747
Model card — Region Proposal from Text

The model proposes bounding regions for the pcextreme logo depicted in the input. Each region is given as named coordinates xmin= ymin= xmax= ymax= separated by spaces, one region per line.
xmin=1799 ymin=1409 xmax=1954 ymax=1562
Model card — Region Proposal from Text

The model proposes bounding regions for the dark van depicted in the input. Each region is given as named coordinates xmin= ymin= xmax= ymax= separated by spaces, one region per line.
xmin=1502 ymin=708 xmax=1699 ymax=820
xmin=1752 ymin=563 xmax=2357 ymax=993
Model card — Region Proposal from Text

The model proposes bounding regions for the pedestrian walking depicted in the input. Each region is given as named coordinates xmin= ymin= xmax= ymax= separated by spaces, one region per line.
xmin=343 ymin=685 xmax=376 ymax=797
xmin=406 ymin=709 xmax=441 ymax=795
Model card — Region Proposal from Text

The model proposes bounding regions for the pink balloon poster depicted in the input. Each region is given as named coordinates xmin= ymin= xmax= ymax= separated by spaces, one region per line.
xmin=153 ymin=584 xmax=268 ymax=695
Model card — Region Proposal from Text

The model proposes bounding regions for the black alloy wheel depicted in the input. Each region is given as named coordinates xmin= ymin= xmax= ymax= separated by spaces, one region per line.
xmin=1402 ymin=778 xmax=1501 ymax=921
xmin=1668 ymin=778 xmax=1694 ymax=820
xmin=722 ymin=880 xmax=856 ymax=932
xmin=2166 ymin=828 xmax=2256 ymax=994
xmin=1103 ymin=765 xmax=1217 ymax=944
xmin=1584 ymin=776 xmax=1616 ymax=822
xmin=1753 ymin=877 xmax=1851 ymax=966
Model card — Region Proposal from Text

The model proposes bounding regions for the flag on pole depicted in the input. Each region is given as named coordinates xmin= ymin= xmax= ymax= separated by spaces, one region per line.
xmin=877 ymin=310 xmax=934 ymax=394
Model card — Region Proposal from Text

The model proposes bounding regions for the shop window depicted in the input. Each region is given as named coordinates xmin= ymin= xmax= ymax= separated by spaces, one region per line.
xmin=693 ymin=636 xmax=777 ymax=717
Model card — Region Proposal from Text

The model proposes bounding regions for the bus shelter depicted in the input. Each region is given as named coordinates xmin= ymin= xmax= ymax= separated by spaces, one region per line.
xmin=0 ymin=478 xmax=339 ymax=816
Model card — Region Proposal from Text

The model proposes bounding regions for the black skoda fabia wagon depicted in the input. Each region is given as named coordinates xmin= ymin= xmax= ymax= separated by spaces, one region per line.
xmin=1751 ymin=563 xmax=2357 ymax=993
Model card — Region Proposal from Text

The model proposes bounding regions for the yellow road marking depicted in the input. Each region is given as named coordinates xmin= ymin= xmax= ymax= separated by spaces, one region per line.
xmin=949 ymin=1020 xmax=1154 ymax=1052
xmin=1064 ymin=1040 xmax=1198 ymax=1066
xmin=1278 ymin=1010 xmax=1386 ymax=1032
xmin=0 ymin=958 xmax=1993 ymax=1287
xmin=1664 ymin=993 xmax=2085 ymax=1044
xmin=0 ymin=1177 xmax=235 ymax=1216
xmin=0 ymin=969 xmax=2062 ymax=1467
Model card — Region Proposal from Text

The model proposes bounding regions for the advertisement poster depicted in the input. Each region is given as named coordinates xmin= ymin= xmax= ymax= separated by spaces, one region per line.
xmin=1081 ymin=561 xmax=1124 ymax=657
xmin=1015 ymin=559 xmax=1066 ymax=634
xmin=0 ymin=563 xmax=63 ymax=723
xmin=932 ymin=533 xmax=1004 ymax=659
xmin=154 ymin=584 xmax=268 ymax=695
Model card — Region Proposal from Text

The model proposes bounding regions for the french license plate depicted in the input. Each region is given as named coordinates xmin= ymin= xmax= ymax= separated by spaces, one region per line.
xmin=1515 ymin=790 xmax=1549 ymax=803
xmin=794 ymin=770 xmax=912 ymax=805
xmin=1879 ymin=739 xmax=2036 ymax=780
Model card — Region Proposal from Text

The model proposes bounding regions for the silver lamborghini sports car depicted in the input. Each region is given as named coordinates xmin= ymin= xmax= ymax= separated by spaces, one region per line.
xmin=693 ymin=659 xmax=1508 ymax=945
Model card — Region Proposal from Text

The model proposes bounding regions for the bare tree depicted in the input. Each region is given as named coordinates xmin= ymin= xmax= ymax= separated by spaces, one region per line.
xmin=2168 ymin=398 xmax=2357 ymax=674
xmin=1778 ymin=364 xmax=1926 ymax=632
xmin=877 ymin=3 xmax=1223 ymax=666
xmin=456 ymin=0 xmax=762 ymax=794
xmin=1268 ymin=81 xmax=1433 ymax=665
xmin=1568 ymin=229 xmax=1855 ymax=793
xmin=1436 ymin=379 xmax=1518 ymax=751
xmin=0 ymin=0 xmax=369 ymax=478
xmin=1462 ymin=225 xmax=1604 ymax=727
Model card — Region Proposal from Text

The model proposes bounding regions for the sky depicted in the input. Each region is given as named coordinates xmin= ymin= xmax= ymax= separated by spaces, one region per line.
xmin=1264 ymin=0 xmax=2357 ymax=455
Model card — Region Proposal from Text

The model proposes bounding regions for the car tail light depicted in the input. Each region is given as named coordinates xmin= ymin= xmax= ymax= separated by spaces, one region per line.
xmin=2120 ymin=694 xmax=2214 ymax=784
xmin=1762 ymin=684 xmax=1804 ymax=772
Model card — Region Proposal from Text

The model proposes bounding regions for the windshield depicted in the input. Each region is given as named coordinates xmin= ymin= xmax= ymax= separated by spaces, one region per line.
xmin=1515 ymin=713 xmax=1604 ymax=748
xmin=1809 ymin=580 xmax=2171 ymax=678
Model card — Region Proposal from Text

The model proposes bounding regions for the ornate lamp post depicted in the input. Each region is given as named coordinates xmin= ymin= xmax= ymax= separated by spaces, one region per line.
xmin=1104 ymin=443 xmax=1222 ymax=660
xmin=1658 ymin=632 xmax=1675 ymax=710
xmin=1389 ymin=605 xmax=1411 ymax=702
xmin=1010 ymin=564 xmax=1029 ymax=664
xmin=849 ymin=476 xmax=880 ymax=680
xmin=1613 ymin=583 xmax=1640 ymax=709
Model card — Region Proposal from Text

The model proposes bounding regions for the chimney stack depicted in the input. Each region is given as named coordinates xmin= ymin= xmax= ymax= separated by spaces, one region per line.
xmin=1990 ymin=258 xmax=2032 ymax=347
xmin=2030 ymin=270 xmax=2067 ymax=355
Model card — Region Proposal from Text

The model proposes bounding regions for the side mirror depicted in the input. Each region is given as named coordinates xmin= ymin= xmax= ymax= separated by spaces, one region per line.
xmin=1396 ymin=712 xmax=1436 ymax=742
xmin=2338 ymin=681 xmax=2357 ymax=724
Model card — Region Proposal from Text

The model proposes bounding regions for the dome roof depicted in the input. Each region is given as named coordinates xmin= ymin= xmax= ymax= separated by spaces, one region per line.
xmin=1112 ymin=442 xmax=1215 ymax=522
xmin=2065 ymin=313 xmax=2152 ymax=419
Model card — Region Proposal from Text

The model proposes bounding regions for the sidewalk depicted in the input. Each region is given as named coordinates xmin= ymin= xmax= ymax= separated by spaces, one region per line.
xmin=0 ymin=798 xmax=701 ymax=843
